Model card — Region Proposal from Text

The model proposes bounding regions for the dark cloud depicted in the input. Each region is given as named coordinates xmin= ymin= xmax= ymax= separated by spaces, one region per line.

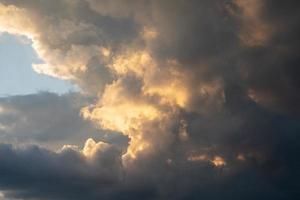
xmin=0 ymin=92 xmax=127 ymax=149
xmin=0 ymin=142 xmax=123 ymax=200
xmin=217 ymin=0 xmax=300 ymax=114
xmin=0 ymin=0 xmax=299 ymax=199
xmin=0 ymin=94 xmax=299 ymax=200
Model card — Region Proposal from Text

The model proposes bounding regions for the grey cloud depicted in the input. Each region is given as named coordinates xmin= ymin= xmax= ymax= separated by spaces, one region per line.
xmin=0 ymin=0 xmax=299 ymax=199
xmin=0 ymin=143 xmax=123 ymax=200
xmin=0 ymin=94 xmax=299 ymax=200
xmin=0 ymin=92 xmax=127 ymax=149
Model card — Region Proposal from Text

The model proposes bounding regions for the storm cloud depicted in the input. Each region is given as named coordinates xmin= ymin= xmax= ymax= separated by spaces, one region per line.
xmin=0 ymin=0 xmax=299 ymax=199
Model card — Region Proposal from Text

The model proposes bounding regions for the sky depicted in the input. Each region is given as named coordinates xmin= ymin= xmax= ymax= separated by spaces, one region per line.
xmin=0 ymin=0 xmax=299 ymax=200
xmin=0 ymin=32 xmax=77 ymax=96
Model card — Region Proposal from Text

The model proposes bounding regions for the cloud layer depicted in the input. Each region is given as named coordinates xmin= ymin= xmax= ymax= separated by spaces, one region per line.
xmin=0 ymin=0 xmax=299 ymax=199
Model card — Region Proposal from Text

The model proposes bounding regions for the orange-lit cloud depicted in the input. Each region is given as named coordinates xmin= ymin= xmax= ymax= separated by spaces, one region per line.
xmin=211 ymin=156 xmax=226 ymax=167
xmin=0 ymin=0 xmax=299 ymax=199
xmin=232 ymin=0 xmax=274 ymax=46
xmin=187 ymin=154 xmax=226 ymax=167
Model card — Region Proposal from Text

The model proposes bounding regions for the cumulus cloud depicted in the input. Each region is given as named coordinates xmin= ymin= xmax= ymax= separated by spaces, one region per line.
xmin=0 ymin=0 xmax=299 ymax=199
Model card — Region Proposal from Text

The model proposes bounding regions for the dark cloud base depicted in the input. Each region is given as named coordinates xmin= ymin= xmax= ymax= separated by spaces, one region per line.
xmin=0 ymin=96 xmax=299 ymax=200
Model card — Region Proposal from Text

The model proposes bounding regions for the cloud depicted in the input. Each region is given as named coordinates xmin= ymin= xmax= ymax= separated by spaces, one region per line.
xmin=0 ymin=0 xmax=299 ymax=199
xmin=0 ymin=92 xmax=127 ymax=149
xmin=0 ymin=140 xmax=124 ymax=200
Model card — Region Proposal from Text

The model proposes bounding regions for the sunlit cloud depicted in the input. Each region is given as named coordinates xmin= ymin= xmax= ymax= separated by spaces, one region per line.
xmin=0 ymin=0 xmax=299 ymax=199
